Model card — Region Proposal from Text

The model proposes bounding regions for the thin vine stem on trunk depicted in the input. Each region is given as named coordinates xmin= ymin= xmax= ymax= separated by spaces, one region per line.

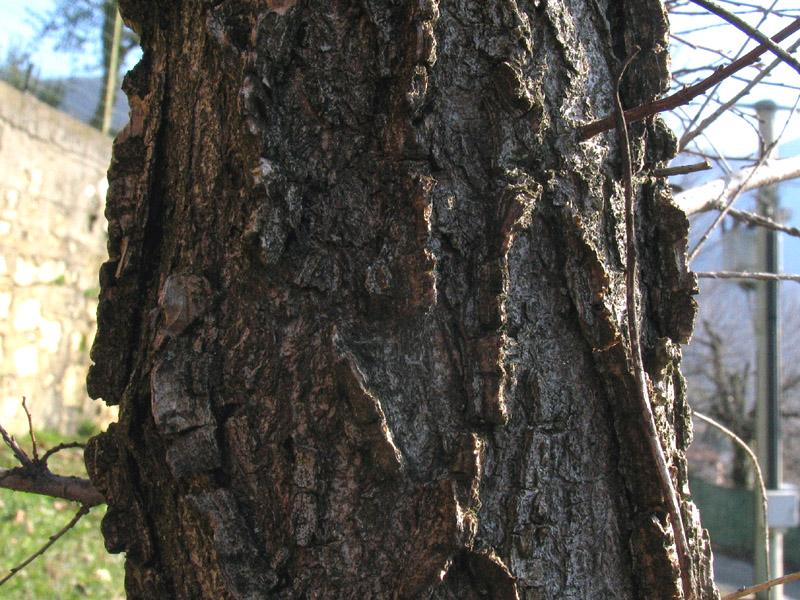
xmin=614 ymin=46 xmax=694 ymax=600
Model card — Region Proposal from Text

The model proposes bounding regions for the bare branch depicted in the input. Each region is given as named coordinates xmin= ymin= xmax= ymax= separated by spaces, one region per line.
xmin=0 ymin=504 xmax=91 ymax=588
xmin=578 ymin=17 xmax=800 ymax=139
xmin=40 ymin=441 xmax=87 ymax=466
xmin=724 ymin=206 xmax=800 ymax=238
xmin=0 ymin=420 xmax=33 ymax=470
xmin=689 ymin=0 xmax=800 ymax=75
xmin=721 ymin=571 xmax=800 ymax=600
xmin=673 ymin=154 xmax=800 ymax=215
xmin=0 ymin=409 xmax=104 ymax=506
xmin=0 ymin=466 xmax=105 ymax=507
xmin=695 ymin=271 xmax=800 ymax=283
xmin=680 ymin=37 xmax=800 ymax=150
xmin=21 ymin=397 xmax=38 ymax=462
xmin=652 ymin=160 xmax=711 ymax=177
xmin=687 ymin=154 xmax=768 ymax=262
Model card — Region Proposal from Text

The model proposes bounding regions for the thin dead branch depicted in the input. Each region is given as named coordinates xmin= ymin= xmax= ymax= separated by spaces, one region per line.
xmin=578 ymin=17 xmax=800 ymax=139
xmin=673 ymin=154 xmax=800 ymax=215
xmin=40 ymin=441 xmax=87 ymax=466
xmin=21 ymin=397 xmax=39 ymax=462
xmin=0 ymin=410 xmax=103 ymax=506
xmin=721 ymin=571 xmax=800 ymax=600
xmin=615 ymin=46 xmax=694 ymax=599
xmin=0 ymin=418 xmax=33 ymax=469
xmin=724 ymin=206 xmax=800 ymax=238
xmin=0 ymin=504 xmax=91 ymax=588
xmin=689 ymin=0 xmax=800 ymax=75
xmin=686 ymin=144 xmax=774 ymax=262
xmin=652 ymin=160 xmax=712 ymax=177
xmin=680 ymin=37 xmax=800 ymax=149
xmin=695 ymin=271 xmax=800 ymax=282
xmin=693 ymin=411 xmax=770 ymax=593
xmin=0 ymin=466 xmax=104 ymax=506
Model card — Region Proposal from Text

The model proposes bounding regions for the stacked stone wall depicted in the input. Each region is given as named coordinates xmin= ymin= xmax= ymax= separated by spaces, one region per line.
xmin=0 ymin=80 xmax=116 ymax=435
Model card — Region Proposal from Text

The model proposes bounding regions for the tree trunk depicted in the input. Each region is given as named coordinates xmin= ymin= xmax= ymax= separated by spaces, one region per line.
xmin=85 ymin=0 xmax=718 ymax=598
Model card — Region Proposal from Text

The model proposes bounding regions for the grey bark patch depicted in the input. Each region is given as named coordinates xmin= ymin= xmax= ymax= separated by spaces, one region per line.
xmin=151 ymin=349 xmax=214 ymax=435
xmin=188 ymin=489 xmax=278 ymax=598
xmin=166 ymin=424 xmax=222 ymax=478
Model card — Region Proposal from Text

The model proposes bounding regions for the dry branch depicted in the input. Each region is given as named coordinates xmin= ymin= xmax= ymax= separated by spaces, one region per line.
xmin=674 ymin=155 xmax=800 ymax=215
xmin=1 ymin=418 xmax=34 ymax=469
xmin=0 ymin=466 xmax=104 ymax=506
xmin=21 ymin=398 xmax=38 ymax=462
xmin=689 ymin=0 xmax=800 ymax=76
xmin=652 ymin=160 xmax=711 ymax=177
xmin=723 ymin=206 xmax=800 ymax=238
xmin=0 ymin=505 xmax=91 ymax=588
xmin=0 ymin=415 xmax=104 ymax=506
xmin=679 ymin=36 xmax=800 ymax=150
xmin=695 ymin=271 xmax=800 ymax=283
xmin=721 ymin=571 xmax=800 ymax=600
xmin=578 ymin=17 xmax=800 ymax=139
xmin=693 ymin=411 xmax=769 ymax=589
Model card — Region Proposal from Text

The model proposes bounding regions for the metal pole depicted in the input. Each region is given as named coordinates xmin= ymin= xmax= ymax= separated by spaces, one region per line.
xmin=754 ymin=99 xmax=783 ymax=600
xmin=101 ymin=4 xmax=124 ymax=136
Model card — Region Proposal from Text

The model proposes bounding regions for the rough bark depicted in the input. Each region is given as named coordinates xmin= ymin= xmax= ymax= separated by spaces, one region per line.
xmin=86 ymin=0 xmax=717 ymax=598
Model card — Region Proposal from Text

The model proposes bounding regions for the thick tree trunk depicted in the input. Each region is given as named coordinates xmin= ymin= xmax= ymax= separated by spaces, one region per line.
xmin=86 ymin=0 xmax=718 ymax=598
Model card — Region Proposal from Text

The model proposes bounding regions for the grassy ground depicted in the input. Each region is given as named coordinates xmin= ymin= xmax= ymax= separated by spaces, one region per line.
xmin=0 ymin=429 xmax=125 ymax=599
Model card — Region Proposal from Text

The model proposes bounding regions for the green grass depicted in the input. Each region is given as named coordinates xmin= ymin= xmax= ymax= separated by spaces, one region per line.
xmin=0 ymin=430 xmax=125 ymax=599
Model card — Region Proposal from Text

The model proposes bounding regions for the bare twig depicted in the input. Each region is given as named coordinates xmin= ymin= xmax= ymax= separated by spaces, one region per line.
xmin=0 ymin=419 xmax=33 ymax=470
xmin=0 ymin=409 xmax=103 ymax=506
xmin=695 ymin=271 xmax=800 ymax=283
xmin=692 ymin=0 xmax=800 ymax=74
xmin=693 ymin=411 xmax=770 ymax=593
xmin=652 ymin=160 xmax=712 ymax=177
xmin=21 ymin=397 xmax=39 ymax=462
xmin=0 ymin=504 xmax=91 ymax=588
xmin=673 ymin=148 xmax=800 ymax=215
xmin=0 ymin=466 xmax=105 ymax=506
xmin=688 ymin=0 xmax=800 ymax=76
xmin=614 ymin=47 xmax=694 ymax=600
xmin=686 ymin=149 xmax=771 ymax=263
xmin=679 ymin=37 xmax=800 ymax=149
xmin=578 ymin=17 xmax=800 ymax=139
xmin=684 ymin=92 xmax=799 ymax=262
xmin=724 ymin=206 xmax=800 ymax=238
xmin=40 ymin=441 xmax=87 ymax=467
xmin=721 ymin=571 xmax=800 ymax=600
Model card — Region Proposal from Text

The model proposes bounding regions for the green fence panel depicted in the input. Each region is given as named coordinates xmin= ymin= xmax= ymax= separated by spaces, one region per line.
xmin=690 ymin=477 xmax=800 ymax=569
xmin=690 ymin=476 xmax=754 ymax=556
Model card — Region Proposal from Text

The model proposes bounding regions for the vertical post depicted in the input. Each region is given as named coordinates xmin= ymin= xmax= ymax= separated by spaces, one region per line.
xmin=101 ymin=4 xmax=124 ymax=136
xmin=753 ymin=99 xmax=782 ymax=600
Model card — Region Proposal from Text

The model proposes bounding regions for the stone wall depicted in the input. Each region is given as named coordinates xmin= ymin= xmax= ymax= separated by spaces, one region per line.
xmin=0 ymin=80 xmax=117 ymax=435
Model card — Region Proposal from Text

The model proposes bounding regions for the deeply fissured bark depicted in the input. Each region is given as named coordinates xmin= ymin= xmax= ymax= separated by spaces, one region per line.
xmin=86 ymin=0 xmax=717 ymax=598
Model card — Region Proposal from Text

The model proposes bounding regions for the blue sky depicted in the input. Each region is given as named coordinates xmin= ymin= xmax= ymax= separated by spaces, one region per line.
xmin=666 ymin=4 xmax=800 ymax=275
xmin=1 ymin=1 xmax=140 ymax=77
